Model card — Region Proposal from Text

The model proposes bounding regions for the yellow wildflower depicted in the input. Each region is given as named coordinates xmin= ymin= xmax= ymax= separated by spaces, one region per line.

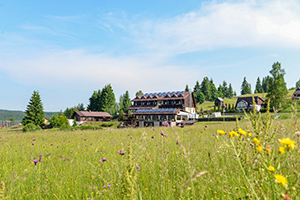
xmin=229 ymin=131 xmax=239 ymax=137
xmin=274 ymin=174 xmax=288 ymax=187
xmin=253 ymin=138 xmax=260 ymax=145
xmin=257 ymin=145 xmax=263 ymax=152
xmin=238 ymin=128 xmax=247 ymax=135
xmin=268 ymin=166 xmax=275 ymax=172
xmin=278 ymin=138 xmax=296 ymax=150
xmin=279 ymin=146 xmax=285 ymax=154
xmin=248 ymin=133 xmax=252 ymax=137
xmin=217 ymin=130 xmax=226 ymax=135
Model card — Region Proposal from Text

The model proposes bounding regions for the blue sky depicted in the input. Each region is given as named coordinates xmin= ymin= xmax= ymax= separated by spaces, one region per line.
xmin=1 ymin=0 xmax=300 ymax=111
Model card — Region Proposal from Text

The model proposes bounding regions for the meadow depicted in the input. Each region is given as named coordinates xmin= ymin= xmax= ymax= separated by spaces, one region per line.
xmin=0 ymin=109 xmax=299 ymax=199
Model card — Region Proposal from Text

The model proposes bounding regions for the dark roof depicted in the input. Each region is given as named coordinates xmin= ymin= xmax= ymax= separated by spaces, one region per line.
xmin=215 ymin=97 xmax=223 ymax=101
xmin=293 ymin=88 xmax=300 ymax=95
xmin=132 ymin=91 xmax=186 ymax=101
xmin=235 ymin=96 xmax=265 ymax=106
xmin=134 ymin=108 xmax=180 ymax=115
xmin=128 ymin=106 xmax=155 ymax=110
xmin=73 ymin=111 xmax=112 ymax=118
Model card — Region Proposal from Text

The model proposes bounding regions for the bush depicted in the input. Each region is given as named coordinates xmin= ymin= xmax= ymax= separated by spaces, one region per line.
xmin=22 ymin=123 xmax=40 ymax=132
xmin=101 ymin=122 xmax=114 ymax=127
xmin=78 ymin=125 xmax=102 ymax=130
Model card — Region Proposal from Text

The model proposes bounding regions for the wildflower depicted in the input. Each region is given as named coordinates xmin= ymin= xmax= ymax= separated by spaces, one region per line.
xmin=278 ymin=138 xmax=296 ymax=150
xmin=70 ymin=151 xmax=72 ymax=154
xmin=136 ymin=165 xmax=140 ymax=169
xmin=217 ymin=130 xmax=226 ymax=135
xmin=253 ymin=138 xmax=260 ymax=145
xmin=279 ymin=146 xmax=285 ymax=154
xmin=229 ymin=131 xmax=239 ymax=137
xmin=50 ymin=143 xmax=53 ymax=146
xmin=108 ymin=185 xmax=111 ymax=188
xmin=178 ymin=124 xmax=181 ymax=127
xmin=165 ymin=134 xmax=168 ymax=137
xmin=166 ymin=124 xmax=169 ymax=128
xmin=153 ymin=127 xmax=155 ymax=130
xmin=161 ymin=131 xmax=164 ymax=136
xmin=103 ymin=185 xmax=106 ymax=189
xmin=257 ymin=145 xmax=263 ymax=152
xmin=33 ymin=160 xmax=38 ymax=165
xmin=102 ymin=158 xmax=107 ymax=162
xmin=39 ymin=154 xmax=43 ymax=158
xmin=274 ymin=174 xmax=288 ymax=187
xmin=33 ymin=138 xmax=36 ymax=141
xmin=248 ymin=133 xmax=252 ymax=137
xmin=167 ymin=150 xmax=169 ymax=154
xmin=61 ymin=155 xmax=64 ymax=158
xmin=269 ymin=166 xmax=275 ymax=172
xmin=238 ymin=128 xmax=247 ymax=135
xmin=151 ymin=136 xmax=154 ymax=139
xmin=32 ymin=143 xmax=35 ymax=146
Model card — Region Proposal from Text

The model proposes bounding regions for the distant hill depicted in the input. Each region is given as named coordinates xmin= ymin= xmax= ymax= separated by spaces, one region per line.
xmin=0 ymin=109 xmax=58 ymax=121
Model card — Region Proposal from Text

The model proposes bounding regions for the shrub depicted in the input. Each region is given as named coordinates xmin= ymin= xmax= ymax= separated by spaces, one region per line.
xmin=101 ymin=122 xmax=114 ymax=127
xmin=22 ymin=123 xmax=40 ymax=132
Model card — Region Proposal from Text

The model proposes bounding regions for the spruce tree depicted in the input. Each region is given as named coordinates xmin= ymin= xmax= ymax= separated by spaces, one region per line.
xmin=228 ymin=83 xmax=233 ymax=98
xmin=222 ymin=81 xmax=228 ymax=98
xmin=210 ymin=78 xmax=218 ymax=100
xmin=262 ymin=76 xmax=270 ymax=93
xmin=255 ymin=77 xmax=264 ymax=93
xmin=193 ymin=81 xmax=201 ymax=93
xmin=200 ymin=77 xmax=211 ymax=101
xmin=185 ymin=84 xmax=189 ymax=92
xmin=121 ymin=91 xmax=131 ymax=113
xmin=135 ymin=90 xmax=143 ymax=97
xmin=241 ymin=77 xmax=252 ymax=95
xmin=267 ymin=62 xmax=288 ymax=118
xmin=22 ymin=91 xmax=45 ymax=126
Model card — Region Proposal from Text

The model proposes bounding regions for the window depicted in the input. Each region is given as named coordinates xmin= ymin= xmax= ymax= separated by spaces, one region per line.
xmin=147 ymin=102 xmax=150 ymax=105
xmin=142 ymin=102 xmax=145 ymax=105
xmin=134 ymin=102 xmax=137 ymax=106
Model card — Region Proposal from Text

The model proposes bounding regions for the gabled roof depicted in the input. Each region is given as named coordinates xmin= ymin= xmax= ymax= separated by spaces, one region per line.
xmin=73 ymin=111 xmax=112 ymax=118
xmin=132 ymin=91 xmax=187 ymax=101
xmin=235 ymin=96 xmax=265 ymax=106
xmin=293 ymin=88 xmax=300 ymax=95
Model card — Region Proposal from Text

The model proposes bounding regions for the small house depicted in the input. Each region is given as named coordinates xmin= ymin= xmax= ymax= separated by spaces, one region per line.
xmin=293 ymin=88 xmax=300 ymax=100
xmin=214 ymin=98 xmax=224 ymax=107
xmin=235 ymin=96 xmax=265 ymax=111
xmin=72 ymin=111 xmax=112 ymax=122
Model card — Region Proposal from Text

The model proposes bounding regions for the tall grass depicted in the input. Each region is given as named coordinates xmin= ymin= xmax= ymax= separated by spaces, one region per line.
xmin=0 ymin=114 xmax=299 ymax=199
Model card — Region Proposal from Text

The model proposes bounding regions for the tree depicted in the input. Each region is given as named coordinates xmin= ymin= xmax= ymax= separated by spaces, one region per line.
xmin=241 ymin=77 xmax=252 ymax=95
xmin=22 ymin=91 xmax=45 ymax=126
xmin=87 ymin=90 xmax=101 ymax=111
xmin=76 ymin=103 xmax=85 ymax=111
xmin=262 ymin=76 xmax=270 ymax=93
xmin=255 ymin=77 xmax=264 ymax=93
xmin=121 ymin=91 xmax=131 ymax=113
xmin=185 ymin=84 xmax=189 ymax=92
xmin=99 ymin=84 xmax=116 ymax=112
xmin=296 ymin=79 xmax=300 ymax=88
xmin=210 ymin=79 xmax=218 ymax=100
xmin=227 ymin=84 xmax=233 ymax=98
xmin=217 ymin=85 xmax=224 ymax=98
xmin=63 ymin=106 xmax=78 ymax=119
xmin=193 ymin=81 xmax=201 ymax=93
xmin=222 ymin=81 xmax=228 ymax=98
xmin=200 ymin=77 xmax=212 ymax=101
xmin=135 ymin=90 xmax=143 ymax=97
xmin=267 ymin=62 xmax=288 ymax=119
xmin=50 ymin=114 xmax=60 ymax=127
xmin=198 ymin=92 xmax=205 ymax=104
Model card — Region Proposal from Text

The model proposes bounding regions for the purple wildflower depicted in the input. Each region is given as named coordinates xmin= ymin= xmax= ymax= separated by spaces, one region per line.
xmin=61 ymin=155 xmax=64 ymax=158
xmin=33 ymin=160 xmax=38 ymax=165
xmin=167 ymin=150 xmax=169 ymax=154
xmin=108 ymin=185 xmax=111 ymax=188
xmin=102 ymin=158 xmax=107 ymax=162
xmin=70 ymin=151 xmax=73 ymax=154
xmin=165 ymin=134 xmax=168 ymax=137
xmin=117 ymin=151 xmax=120 ymax=154
xmin=60 ymin=141 xmax=62 ymax=143
xmin=39 ymin=154 xmax=43 ymax=158
xmin=50 ymin=143 xmax=53 ymax=146
xmin=147 ymin=158 xmax=151 ymax=161
xmin=151 ymin=136 xmax=154 ymax=139
xmin=103 ymin=185 xmax=106 ymax=189
xmin=161 ymin=131 xmax=164 ymax=136
xmin=136 ymin=165 xmax=140 ymax=169
xmin=33 ymin=138 xmax=36 ymax=141
xmin=242 ymin=137 xmax=244 ymax=140
xmin=130 ymin=137 xmax=133 ymax=139
xmin=99 ymin=160 xmax=102 ymax=163
xmin=166 ymin=124 xmax=169 ymax=128
xmin=213 ymin=134 xmax=215 ymax=136
xmin=178 ymin=124 xmax=181 ymax=127
xmin=153 ymin=128 xmax=155 ymax=130
xmin=32 ymin=143 xmax=35 ymax=146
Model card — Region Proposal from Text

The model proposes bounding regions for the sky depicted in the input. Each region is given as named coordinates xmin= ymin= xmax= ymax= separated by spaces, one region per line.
xmin=1 ymin=0 xmax=300 ymax=111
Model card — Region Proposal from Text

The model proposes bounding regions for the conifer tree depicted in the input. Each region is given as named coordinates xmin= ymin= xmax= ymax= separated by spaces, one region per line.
xmin=267 ymin=62 xmax=288 ymax=118
xmin=185 ymin=84 xmax=189 ymax=92
xmin=222 ymin=81 xmax=228 ymax=98
xmin=296 ymin=79 xmax=300 ymax=88
xmin=228 ymin=83 xmax=233 ymax=98
xmin=241 ymin=77 xmax=252 ymax=95
xmin=135 ymin=90 xmax=143 ymax=97
xmin=255 ymin=77 xmax=264 ymax=93
xmin=210 ymin=78 xmax=218 ymax=100
xmin=22 ymin=91 xmax=45 ymax=126
xmin=200 ymin=77 xmax=212 ymax=101
xmin=121 ymin=91 xmax=131 ymax=113
xmin=262 ymin=76 xmax=270 ymax=93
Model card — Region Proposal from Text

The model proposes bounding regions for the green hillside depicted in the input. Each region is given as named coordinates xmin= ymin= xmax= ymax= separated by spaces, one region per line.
xmin=0 ymin=109 xmax=58 ymax=121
